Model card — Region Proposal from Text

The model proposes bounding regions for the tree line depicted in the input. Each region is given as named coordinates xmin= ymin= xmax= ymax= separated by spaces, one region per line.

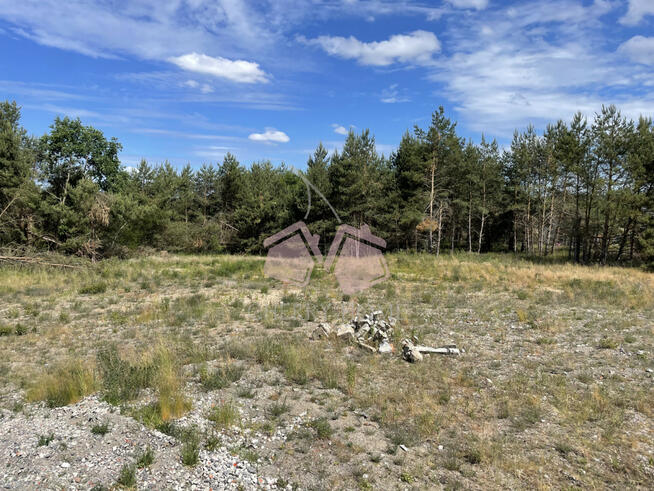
xmin=1 ymin=101 xmax=653 ymax=267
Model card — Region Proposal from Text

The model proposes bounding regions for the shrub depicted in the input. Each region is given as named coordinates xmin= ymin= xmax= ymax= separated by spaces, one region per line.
xmin=97 ymin=343 xmax=190 ymax=421
xmin=97 ymin=345 xmax=155 ymax=404
xmin=181 ymin=439 xmax=200 ymax=466
xmin=598 ymin=337 xmax=618 ymax=349
xmin=79 ymin=281 xmax=107 ymax=295
xmin=266 ymin=398 xmax=290 ymax=419
xmin=14 ymin=323 xmax=28 ymax=336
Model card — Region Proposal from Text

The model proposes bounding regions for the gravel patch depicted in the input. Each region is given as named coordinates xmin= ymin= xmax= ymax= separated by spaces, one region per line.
xmin=0 ymin=396 xmax=282 ymax=490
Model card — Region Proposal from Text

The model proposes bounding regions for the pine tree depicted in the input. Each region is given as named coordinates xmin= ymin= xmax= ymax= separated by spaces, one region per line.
xmin=0 ymin=101 xmax=37 ymax=245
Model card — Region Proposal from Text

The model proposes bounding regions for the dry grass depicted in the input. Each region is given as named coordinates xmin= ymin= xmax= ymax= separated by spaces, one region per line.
xmin=2 ymin=252 xmax=653 ymax=489
xmin=26 ymin=360 xmax=98 ymax=407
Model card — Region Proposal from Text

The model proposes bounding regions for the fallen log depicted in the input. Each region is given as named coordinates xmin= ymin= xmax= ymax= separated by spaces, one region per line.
xmin=0 ymin=255 xmax=82 ymax=269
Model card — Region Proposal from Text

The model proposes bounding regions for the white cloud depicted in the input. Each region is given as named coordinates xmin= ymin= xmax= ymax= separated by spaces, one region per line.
xmin=300 ymin=30 xmax=440 ymax=66
xmin=194 ymin=145 xmax=235 ymax=159
xmin=133 ymin=128 xmax=239 ymax=140
xmin=380 ymin=84 xmax=410 ymax=103
xmin=425 ymin=0 xmax=654 ymax=136
xmin=168 ymin=52 xmax=269 ymax=84
xmin=200 ymin=84 xmax=214 ymax=94
xmin=332 ymin=124 xmax=348 ymax=135
xmin=619 ymin=0 xmax=654 ymax=26
xmin=446 ymin=0 xmax=489 ymax=10
xmin=183 ymin=80 xmax=199 ymax=89
xmin=248 ymin=128 xmax=290 ymax=143
xmin=619 ymin=36 xmax=654 ymax=65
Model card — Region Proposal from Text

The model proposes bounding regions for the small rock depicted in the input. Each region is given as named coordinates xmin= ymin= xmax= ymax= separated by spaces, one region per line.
xmin=378 ymin=341 xmax=393 ymax=354
xmin=336 ymin=324 xmax=355 ymax=339
xmin=311 ymin=323 xmax=331 ymax=339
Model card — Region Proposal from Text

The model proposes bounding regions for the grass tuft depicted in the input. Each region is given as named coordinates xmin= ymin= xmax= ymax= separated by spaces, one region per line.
xmin=116 ymin=463 xmax=136 ymax=488
xmin=208 ymin=401 xmax=240 ymax=429
xmin=27 ymin=361 xmax=98 ymax=408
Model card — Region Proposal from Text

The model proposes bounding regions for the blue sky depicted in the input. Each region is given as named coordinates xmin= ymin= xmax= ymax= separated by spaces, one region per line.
xmin=1 ymin=0 xmax=653 ymax=169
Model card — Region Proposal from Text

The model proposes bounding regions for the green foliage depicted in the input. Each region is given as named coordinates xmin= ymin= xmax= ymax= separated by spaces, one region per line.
xmin=181 ymin=434 xmax=200 ymax=466
xmin=1 ymin=98 xmax=653 ymax=266
xmin=78 ymin=281 xmax=107 ymax=295
xmin=91 ymin=422 xmax=110 ymax=436
xmin=96 ymin=344 xmax=156 ymax=404
xmin=136 ymin=447 xmax=155 ymax=468
xmin=37 ymin=433 xmax=55 ymax=447
xmin=208 ymin=401 xmax=240 ymax=429
xmin=308 ymin=417 xmax=333 ymax=439
xmin=199 ymin=363 xmax=244 ymax=391
xmin=116 ymin=463 xmax=136 ymax=488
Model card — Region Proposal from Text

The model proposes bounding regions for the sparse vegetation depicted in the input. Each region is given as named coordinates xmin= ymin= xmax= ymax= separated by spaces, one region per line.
xmin=181 ymin=438 xmax=200 ymax=466
xmin=116 ymin=463 xmax=136 ymax=488
xmin=308 ymin=418 xmax=333 ymax=440
xmin=37 ymin=432 xmax=54 ymax=447
xmin=1 ymin=253 xmax=653 ymax=489
xmin=136 ymin=446 xmax=155 ymax=468
xmin=91 ymin=422 xmax=110 ymax=436
xmin=199 ymin=362 xmax=244 ymax=391
xmin=208 ymin=401 xmax=240 ymax=429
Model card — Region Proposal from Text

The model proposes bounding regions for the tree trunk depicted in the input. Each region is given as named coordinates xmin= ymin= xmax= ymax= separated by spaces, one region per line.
xmin=601 ymin=161 xmax=614 ymax=265
xmin=467 ymin=191 xmax=472 ymax=253
xmin=478 ymin=176 xmax=486 ymax=254
xmin=616 ymin=217 xmax=632 ymax=261
xmin=428 ymin=159 xmax=435 ymax=253
xmin=436 ymin=200 xmax=443 ymax=257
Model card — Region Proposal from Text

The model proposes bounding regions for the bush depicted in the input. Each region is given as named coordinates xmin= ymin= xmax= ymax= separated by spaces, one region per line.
xmin=37 ymin=433 xmax=55 ymax=446
xmin=78 ymin=281 xmax=107 ymax=295
xmin=14 ymin=323 xmax=28 ymax=335
xmin=97 ymin=345 xmax=155 ymax=404
xmin=97 ymin=343 xmax=189 ymax=421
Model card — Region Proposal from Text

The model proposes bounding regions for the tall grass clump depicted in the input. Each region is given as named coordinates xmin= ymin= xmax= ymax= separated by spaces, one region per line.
xmin=199 ymin=362 xmax=244 ymax=391
xmin=97 ymin=344 xmax=156 ymax=404
xmin=97 ymin=342 xmax=190 ymax=421
xmin=154 ymin=345 xmax=191 ymax=421
xmin=27 ymin=360 xmax=98 ymax=407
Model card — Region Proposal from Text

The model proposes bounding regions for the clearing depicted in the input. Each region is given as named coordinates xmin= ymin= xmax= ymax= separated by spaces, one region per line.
xmin=0 ymin=253 xmax=652 ymax=489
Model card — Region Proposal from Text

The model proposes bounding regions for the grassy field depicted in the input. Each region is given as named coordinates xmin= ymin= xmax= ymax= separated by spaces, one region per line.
xmin=0 ymin=252 xmax=653 ymax=489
